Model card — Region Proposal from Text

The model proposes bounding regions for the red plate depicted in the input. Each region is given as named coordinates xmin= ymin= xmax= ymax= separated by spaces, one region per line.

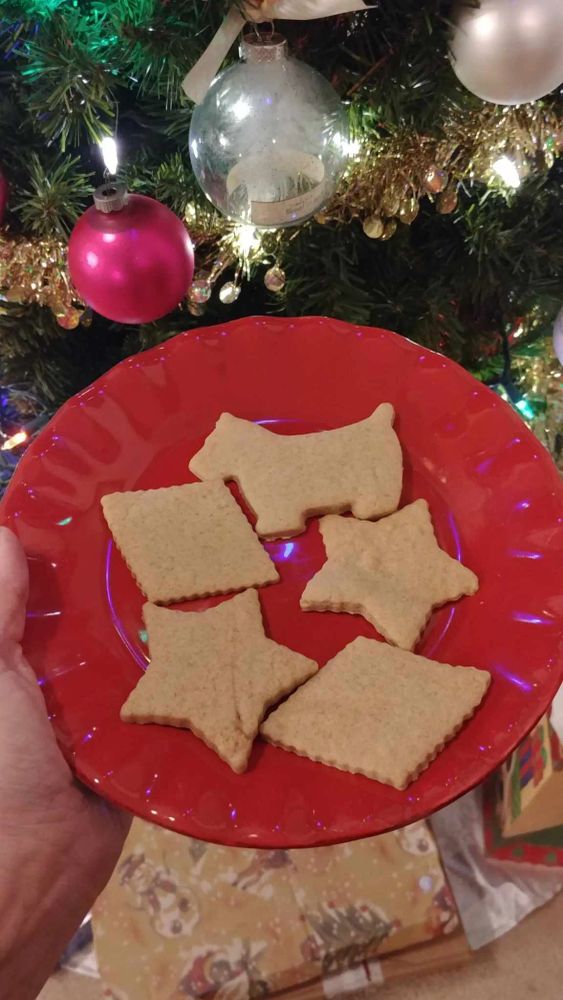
xmin=2 ymin=317 xmax=562 ymax=847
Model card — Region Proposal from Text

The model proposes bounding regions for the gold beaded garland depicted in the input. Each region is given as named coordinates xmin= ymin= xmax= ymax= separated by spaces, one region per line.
xmin=380 ymin=219 xmax=398 ymax=241
xmin=380 ymin=190 xmax=401 ymax=217
xmin=362 ymin=215 xmax=385 ymax=239
xmin=264 ymin=265 xmax=286 ymax=292
xmin=218 ymin=281 xmax=241 ymax=304
xmin=423 ymin=167 xmax=448 ymax=194
xmin=436 ymin=187 xmax=459 ymax=214
xmin=189 ymin=276 xmax=212 ymax=304
xmin=398 ymin=196 xmax=419 ymax=225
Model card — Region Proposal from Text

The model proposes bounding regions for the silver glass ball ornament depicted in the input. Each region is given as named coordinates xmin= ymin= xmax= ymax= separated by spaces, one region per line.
xmin=189 ymin=32 xmax=349 ymax=229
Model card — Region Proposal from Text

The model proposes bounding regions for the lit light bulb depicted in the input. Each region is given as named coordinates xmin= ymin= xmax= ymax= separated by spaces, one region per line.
xmin=1 ymin=430 xmax=28 ymax=451
xmin=492 ymin=155 xmax=520 ymax=188
xmin=515 ymin=397 xmax=536 ymax=420
xmin=338 ymin=135 xmax=361 ymax=158
xmin=234 ymin=224 xmax=262 ymax=256
xmin=100 ymin=137 xmax=118 ymax=175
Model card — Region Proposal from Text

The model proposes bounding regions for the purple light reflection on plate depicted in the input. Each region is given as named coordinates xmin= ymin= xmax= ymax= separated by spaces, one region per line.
xmin=508 ymin=549 xmax=543 ymax=560
xmin=494 ymin=664 xmax=534 ymax=693
xmin=266 ymin=540 xmax=298 ymax=563
xmin=446 ymin=511 xmax=463 ymax=560
xmin=26 ymin=609 xmax=61 ymax=618
xmin=145 ymin=772 xmax=159 ymax=798
xmin=255 ymin=418 xmax=302 ymax=426
xmin=475 ymin=456 xmax=494 ymax=475
xmin=105 ymin=540 xmax=148 ymax=671
xmin=512 ymin=611 xmax=554 ymax=625
xmin=422 ymin=605 xmax=455 ymax=660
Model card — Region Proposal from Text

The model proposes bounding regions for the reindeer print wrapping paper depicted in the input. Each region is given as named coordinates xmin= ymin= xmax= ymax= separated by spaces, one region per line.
xmin=94 ymin=818 xmax=460 ymax=1000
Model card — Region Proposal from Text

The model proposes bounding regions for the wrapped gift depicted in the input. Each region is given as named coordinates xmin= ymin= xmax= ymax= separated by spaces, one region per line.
xmin=497 ymin=716 xmax=563 ymax=839
xmin=93 ymin=818 xmax=467 ymax=999
xmin=484 ymin=778 xmax=563 ymax=870
xmin=483 ymin=715 xmax=563 ymax=868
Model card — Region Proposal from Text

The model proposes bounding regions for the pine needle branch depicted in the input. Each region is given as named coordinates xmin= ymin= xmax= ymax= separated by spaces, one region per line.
xmin=23 ymin=10 xmax=117 ymax=149
xmin=14 ymin=153 xmax=93 ymax=237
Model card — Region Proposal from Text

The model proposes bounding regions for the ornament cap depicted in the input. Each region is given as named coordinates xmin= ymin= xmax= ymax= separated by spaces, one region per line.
xmin=93 ymin=182 xmax=129 ymax=214
xmin=240 ymin=32 xmax=288 ymax=64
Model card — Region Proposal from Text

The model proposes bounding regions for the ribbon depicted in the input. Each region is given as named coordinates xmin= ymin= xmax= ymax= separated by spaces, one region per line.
xmin=182 ymin=1 xmax=371 ymax=103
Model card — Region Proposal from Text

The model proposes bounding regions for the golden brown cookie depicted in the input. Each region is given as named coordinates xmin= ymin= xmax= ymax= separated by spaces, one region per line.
xmin=301 ymin=499 xmax=478 ymax=650
xmin=101 ymin=480 xmax=278 ymax=604
xmin=121 ymin=590 xmax=318 ymax=773
xmin=261 ymin=637 xmax=491 ymax=789
xmin=188 ymin=407 xmax=402 ymax=539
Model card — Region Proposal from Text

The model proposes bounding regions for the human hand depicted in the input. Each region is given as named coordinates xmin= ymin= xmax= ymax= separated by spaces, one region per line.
xmin=0 ymin=526 xmax=131 ymax=999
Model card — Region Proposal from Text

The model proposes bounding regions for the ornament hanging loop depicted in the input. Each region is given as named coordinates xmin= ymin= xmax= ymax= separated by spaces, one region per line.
xmin=252 ymin=18 xmax=275 ymax=40
xmin=241 ymin=29 xmax=288 ymax=62
xmin=93 ymin=182 xmax=128 ymax=214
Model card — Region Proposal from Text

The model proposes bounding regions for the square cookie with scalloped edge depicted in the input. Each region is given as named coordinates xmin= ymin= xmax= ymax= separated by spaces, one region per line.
xmin=261 ymin=637 xmax=491 ymax=789
xmin=101 ymin=480 xmax=278 ymax=604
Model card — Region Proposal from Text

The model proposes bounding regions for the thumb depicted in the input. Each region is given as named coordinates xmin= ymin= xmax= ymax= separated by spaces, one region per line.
xmin=0 ymin=526 xmax=29 ymax=646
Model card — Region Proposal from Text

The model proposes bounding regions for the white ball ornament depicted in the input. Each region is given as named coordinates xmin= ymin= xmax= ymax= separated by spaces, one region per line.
xmin=450 ymin=0 xmax=563 ymax=105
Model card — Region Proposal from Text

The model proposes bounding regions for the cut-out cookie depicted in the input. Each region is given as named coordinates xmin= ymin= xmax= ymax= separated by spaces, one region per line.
xmin=121 ymin=590 xmax=318 ymax=773
xmin=261 ymin=637 xmax=491 ymax=789
xmin=301 ymin=499 xmax=478 ymax=650
xmin=188 ymin=407 xmax=402 ymax=539
xmin=101 ymin=480 xmax=278 ymax=604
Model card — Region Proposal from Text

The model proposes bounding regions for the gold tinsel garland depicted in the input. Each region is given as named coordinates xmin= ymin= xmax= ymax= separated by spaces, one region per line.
xmin=512 ymin=338 xmax=563 ymax=473
xmin=0 ymin=103 xmax=561 ymax=316
xmin=0 ymin=232 xmax=85 ymax=329
xmin=322 ymin=103 xmax=562 ymax=236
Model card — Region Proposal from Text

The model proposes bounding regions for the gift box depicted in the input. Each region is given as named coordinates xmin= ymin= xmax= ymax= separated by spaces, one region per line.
xmin=483 ymin=715 xmax=563 ymax=868
xmin=93 ymin=818 xmax=467 ymax=999
xmin=498 ymin=715 xmax=563 ymax=838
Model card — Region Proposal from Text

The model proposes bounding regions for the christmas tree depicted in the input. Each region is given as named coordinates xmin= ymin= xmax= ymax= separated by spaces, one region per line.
xmin=0 ymin=0 xmax=562 ymax=489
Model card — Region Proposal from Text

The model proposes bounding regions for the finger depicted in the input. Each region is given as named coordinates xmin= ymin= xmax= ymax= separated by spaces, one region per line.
xmin=0 ymin=526 xmax=30 ymax=645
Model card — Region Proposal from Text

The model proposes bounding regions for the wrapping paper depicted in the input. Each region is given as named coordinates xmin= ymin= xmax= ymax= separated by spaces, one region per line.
xmin=483 ymin=776 xmax=563 ymax=869
xmin=93 ymin=818 xmax=460 ymax=999
xmin=495 ymin=715 xmax=563 ymax=839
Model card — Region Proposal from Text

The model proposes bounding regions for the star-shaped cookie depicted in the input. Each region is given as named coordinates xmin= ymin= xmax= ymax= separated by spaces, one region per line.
xmin=101 ymin=480 xmax=278 ymax=604
xmin=189 ymin=406 xmax=402 ymax=539
xmin=121 ymin=589 xmax=318 ymax=773
xmin=261 ymin=637 xmax=491 ymax=789
xmin=301 ymin=499 xmax=478 ymax=650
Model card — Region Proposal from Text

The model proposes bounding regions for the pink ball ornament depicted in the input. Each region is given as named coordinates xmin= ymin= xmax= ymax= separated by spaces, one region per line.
xmin=68 ymin=185 xmax=194 ymax=324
